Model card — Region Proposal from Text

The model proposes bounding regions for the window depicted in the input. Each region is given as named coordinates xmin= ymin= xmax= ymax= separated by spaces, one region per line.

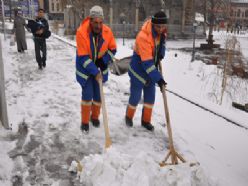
xmin=237 ymin=9 xmax=241 ymax=17
xmin=56 ymin=3 xmax=59 ymax=11
xmin=230 ymin=9 xmax=233 ymax=17
xmin=52 ymin=3 xmax=54 ymax=11
xmin=245 ymin=10 xmax=248 ymax=17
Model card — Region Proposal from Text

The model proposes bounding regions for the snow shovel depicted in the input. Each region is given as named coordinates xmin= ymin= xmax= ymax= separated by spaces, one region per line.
xmin=98 ymin=78 xmax=112 ymax=149
xmin=158 ymin=61 xmax=186 ymax=166
xmin=110 ymin=56 xmax=132 ymax=75
xmin=112 ymin=57 xmax=121 ymax=75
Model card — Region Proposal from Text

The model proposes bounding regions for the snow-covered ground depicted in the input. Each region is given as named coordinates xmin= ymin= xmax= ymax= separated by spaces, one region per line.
xmin=0 ymin=28 xmax=248 ymax=186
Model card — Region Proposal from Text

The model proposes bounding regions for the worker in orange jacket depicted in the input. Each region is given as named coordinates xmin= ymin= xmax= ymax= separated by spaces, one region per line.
xmin=76 ymin=6 xmax=117 ymax=133
xmin=125 ymin=11 xmax=167 ymax=131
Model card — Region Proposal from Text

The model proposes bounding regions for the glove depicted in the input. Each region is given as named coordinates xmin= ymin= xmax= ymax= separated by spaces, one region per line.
xmin=157 ymin=79 xmax=167 ymax=92
xmin=95 ymin=58 xmax=107 ymax=71
xmin=159 ymin=51 xmax=165 ymax=61
xmin=145 ymin=79 xmax=151 ymax=87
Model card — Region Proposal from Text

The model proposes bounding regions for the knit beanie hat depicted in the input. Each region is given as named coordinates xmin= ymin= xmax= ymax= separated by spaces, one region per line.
xmin=89 ymin=5 xmax=104 ymax=19
xmin=152 ymin=11 xmax=167 ymax=24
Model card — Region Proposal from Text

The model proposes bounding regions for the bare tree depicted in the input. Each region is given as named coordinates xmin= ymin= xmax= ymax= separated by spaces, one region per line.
xmin=197 ymin=0 xmax=231 ymax=49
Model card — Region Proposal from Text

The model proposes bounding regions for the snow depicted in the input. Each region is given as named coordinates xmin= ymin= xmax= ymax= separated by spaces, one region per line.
xmin=70 ymin=147 xmax=211 ymax=186
xmin=163 ymin=51 xmax=248 ymax=128
xmin=0 ymin=27 xmax=248 ymax=185
xmin=195 ymin=13 xmax=204 ymax=23
xmin=0 ymin=130 xmax=14 ymax=186
xmin=52 ymin=34 xmax=76 ymax=48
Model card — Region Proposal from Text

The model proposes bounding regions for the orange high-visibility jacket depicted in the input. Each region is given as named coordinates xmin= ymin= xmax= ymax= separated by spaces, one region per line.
xmin=76 ymin=17 xmax=117 ymax=86
xmin=128 ymin=19 xmax=166 ymax=87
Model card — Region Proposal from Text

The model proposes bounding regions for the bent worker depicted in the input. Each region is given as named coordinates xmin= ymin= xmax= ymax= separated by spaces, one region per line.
xmin=76 ymin=6 xmax=117 ymax=133
xmin=125 ymin=11 xmax=167 ymax=131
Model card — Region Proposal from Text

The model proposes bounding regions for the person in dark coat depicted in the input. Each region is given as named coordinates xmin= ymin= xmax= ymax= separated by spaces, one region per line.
xmin=31 ymin=8 xmax=49 ymax=70
xmin=13 ymin=11 xmax=28 ymax=53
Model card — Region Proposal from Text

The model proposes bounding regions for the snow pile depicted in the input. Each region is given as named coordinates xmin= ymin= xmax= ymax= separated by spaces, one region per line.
xmin=69 ymin=147 xmax=211 ymax=186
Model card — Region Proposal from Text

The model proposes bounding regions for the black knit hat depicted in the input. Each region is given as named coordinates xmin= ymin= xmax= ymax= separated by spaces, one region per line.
xmin=152 ymin=11 xmax=167 ymax=24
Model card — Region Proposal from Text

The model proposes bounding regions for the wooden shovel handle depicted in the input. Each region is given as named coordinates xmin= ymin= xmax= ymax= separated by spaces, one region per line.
xmin=112 ymin=58 xmax=121 ymax=75
xmin=158 ymin=61 xmax=176 ymax=154
xmin=98 ymin=79 xmax=112 ymax=148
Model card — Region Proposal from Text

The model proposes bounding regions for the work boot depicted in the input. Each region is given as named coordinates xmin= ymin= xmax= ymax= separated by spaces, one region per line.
xmin=91 ymin=101 xmax=101 ymax=128
xmin=125 ymin=105 xmax=136 ymax=127
xmin=38 ymin=64 xmax=43 ymax=70
xmin=125 ymin=116 xmax=133 ymax=127
xmin=141 ymin=104 xmax=154 ymax=131
xmin=81 ymin=124 xmax=89 ymax=133
xmin=141 ymin=121 xmax=154 ymax=131
xmin=43 ymin=61 xmax=46 ymax=68
xmin=91 ymin=118 xmax=100 ymax=128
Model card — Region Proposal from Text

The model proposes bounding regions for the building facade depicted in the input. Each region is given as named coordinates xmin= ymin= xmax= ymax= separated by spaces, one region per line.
xmin=64 ymin=0 xmax=204 ymax=38
xmin=48 ymin=0 xmax=64 ymax=20
xmin=38 ymin=0 xmax=63 ymax=20
xmin=230 ymin=0 xmax=248 ymax=27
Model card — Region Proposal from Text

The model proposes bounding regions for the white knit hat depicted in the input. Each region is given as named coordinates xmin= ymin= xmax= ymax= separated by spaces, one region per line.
xmin=89 ymin=5 xmax=104 ymax=19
